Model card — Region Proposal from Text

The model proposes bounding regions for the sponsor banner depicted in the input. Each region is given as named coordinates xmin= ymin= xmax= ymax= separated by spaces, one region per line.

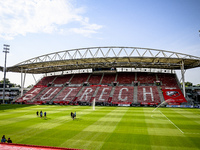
xmin=69 ymin=84 xmax=81 ymax=87
xmin=112 ymin=102 xmax=132 ymax=104
xmin=90 ymin=85 xmax=108 ymax=87
xmin=34 ymin=85 xmax=47 ymax=88
xmin=118 ymin=104 xmax=130 ymax=107
xmin=167 ymin=105 xmax=200 ymax=108
xmin=163 ymin=87 xmax=177 ymax=89
xmin=162 ymin=89 xmax=187 ymax=103
xmin=140 ymin=102 xmax=158 ymax=105
xmin=168 ymin=103 xmax=180 ymax=105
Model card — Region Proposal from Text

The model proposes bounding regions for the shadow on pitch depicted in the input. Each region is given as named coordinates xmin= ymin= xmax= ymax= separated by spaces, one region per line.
xmin=43 ymin=117 xmax=51 ymax=120
xmin=73 ymin=117 xmax=82 ymax=121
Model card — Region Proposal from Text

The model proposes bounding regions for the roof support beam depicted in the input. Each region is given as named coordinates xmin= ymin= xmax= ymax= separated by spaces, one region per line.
xmin=181 ymin=61 xmax=186 ymax=97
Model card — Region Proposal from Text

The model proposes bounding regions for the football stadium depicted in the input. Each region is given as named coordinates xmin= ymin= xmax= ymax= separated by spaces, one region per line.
xmin=1 ymin=46 xmax=200 ymax=150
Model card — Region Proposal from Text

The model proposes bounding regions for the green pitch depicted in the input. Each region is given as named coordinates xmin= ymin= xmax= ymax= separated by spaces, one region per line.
xmin=0 ymin=105 xmax=200 ymax=150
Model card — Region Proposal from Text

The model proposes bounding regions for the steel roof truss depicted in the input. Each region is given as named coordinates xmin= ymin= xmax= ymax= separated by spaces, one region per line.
xmin=112 ymin=48 xmax=117 ymax=57
xmin=148 ymin=50 xmax=154 ymax=57
xmin=136 ymin=49 xmax=141 ymax=56
xmin=105 ymin=48 xmax=111 ymax=57
xmin=142 ymin=49 xmax=148 ymax=56
xmin=129 ymin=48 xmax=135 ymax=57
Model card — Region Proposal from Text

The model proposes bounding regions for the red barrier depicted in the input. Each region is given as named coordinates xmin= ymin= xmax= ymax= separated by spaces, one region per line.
xmin=34 ymin=85 xmax=48 ymax=88
xmin=0 ymin=143 xmax=84 ymax=150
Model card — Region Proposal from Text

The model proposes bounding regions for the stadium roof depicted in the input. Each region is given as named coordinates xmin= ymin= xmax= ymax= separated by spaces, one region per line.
xmin=6 ymin=46 xmax=200 ymax=74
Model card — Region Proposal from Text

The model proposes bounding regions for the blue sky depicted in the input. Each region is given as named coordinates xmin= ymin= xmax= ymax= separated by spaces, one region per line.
xmin=0 ymin=0 xmax=200 ymax=87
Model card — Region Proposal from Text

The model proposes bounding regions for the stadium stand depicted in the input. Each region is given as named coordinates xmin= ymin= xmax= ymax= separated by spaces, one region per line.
xmin=162 ymin=89 xmax=187 ymax=104
xmin=15 ymin=72 xmax=188 ymax=106
xmin=53 ymin=74 xmax=72 ymax=85
xmin=16 ymin=86 xmax=46 ymax=103
xmin=112 ymin=86 xmax=134 ymax=104
xmin=77 ymin=87 xmax=97 ymax=103
xmin=33 ymin=87 xmax=63 ymax=103
xmin=101 ymin=74 xmax=116 ymax=84
xmin=117 ymin=72 xmax=135 ymax=84
xmin=53 ymin=86 xmax=82 ymax=104
xmin=88 ymin=74 xmax=102 ymax=84
xmin=137 ymin=72 xmax=156 ymax=84
xmin=137 ymin=86 xmax=161 ymax=105
xmin=157 ymin=73 xmax=179 ymax=88
xmin=94 ymin=86 xmax=112 ymax=103
xmin=70 ymin=74 xmax=89 ymax=84
xmin=36 ymin=76 xmax=56 ymax=86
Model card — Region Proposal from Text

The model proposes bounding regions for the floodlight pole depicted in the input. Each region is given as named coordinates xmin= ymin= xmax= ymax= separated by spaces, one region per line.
xmin=2 ymin=44 xmax=10 ymax=104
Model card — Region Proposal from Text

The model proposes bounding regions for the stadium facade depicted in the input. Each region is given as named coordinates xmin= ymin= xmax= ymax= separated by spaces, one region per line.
xmin=3 ymin=47 xmax=200 ymax=106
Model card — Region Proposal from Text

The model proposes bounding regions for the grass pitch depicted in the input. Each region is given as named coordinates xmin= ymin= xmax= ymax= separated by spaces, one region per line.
xmin=0 ymin=104 xmax=200 ymax=150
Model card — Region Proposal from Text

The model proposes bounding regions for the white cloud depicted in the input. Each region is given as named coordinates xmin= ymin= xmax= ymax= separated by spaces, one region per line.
xmin=70 ymin=17 xmax=103 ymax=37
xmin=0 ymin=0 xmax=102 ymax=40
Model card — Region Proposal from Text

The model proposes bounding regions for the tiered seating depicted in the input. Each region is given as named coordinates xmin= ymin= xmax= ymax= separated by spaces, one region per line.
xmin=53 ymin=74 xmax=72 ymax=85
xmin=18 ymin=71 xmax=189 ymax=106
xmin=77 ymin=87 xmax=97 ymax=102
xmin=117 ymin=72 xmax=135 ymax=84
xmin=137 ymin=86 xmax=160 ymax=104
xmin=36 ymin=76 xmax=56 ymax=86
xmin=95 ymin=86 xmax=112 ymax=102
xmin=88 ymin=74 xmax=102 ymax=84
xmin=15 ymin=87 xmax=45 ymax=102
xmin=162 ymin=88 xmax=187 ymax=104
xmin=101 ymin=74 xmax=116 ymax=84
xmin=33 ymin=87 xmax=63 ymax=102
xmin=137 ymin=72 xmax=156 ymax=84
xmin=54 ymin=86 xmax=82 ymax=102
xmin=157 ymin=73 xmax=179 ymax=88
xmin=112 ymin=86 xmax=134 ymax=104
xmin=157 ymin=73 xmax=187 ymax=104
xmin=70 ymin=74 xmax=89 ymax=84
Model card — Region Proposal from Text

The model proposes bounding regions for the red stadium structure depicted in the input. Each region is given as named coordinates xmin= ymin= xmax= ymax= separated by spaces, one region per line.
xmin=4 ymin=46 xmax=200 ymax=106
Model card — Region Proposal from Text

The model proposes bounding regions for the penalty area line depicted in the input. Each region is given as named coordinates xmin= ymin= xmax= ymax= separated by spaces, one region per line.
xmin=159 ymin=110 xmax=184 ymax=134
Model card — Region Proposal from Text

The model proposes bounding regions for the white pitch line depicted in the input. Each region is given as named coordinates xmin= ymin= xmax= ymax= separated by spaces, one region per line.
xmin=159 ymin=110 xmax=184 ymax=134
xmin=185 ymin=132 xmax=200 ymax=135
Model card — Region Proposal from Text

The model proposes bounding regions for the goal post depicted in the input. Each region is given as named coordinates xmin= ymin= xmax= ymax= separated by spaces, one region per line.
xmin=93 ymin=98 xmax=95 ymax=110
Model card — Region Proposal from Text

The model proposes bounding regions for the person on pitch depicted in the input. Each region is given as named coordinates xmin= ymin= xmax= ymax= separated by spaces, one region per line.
xmin=40 ymin=110 xmax=43 ymax=119
xmin=71 ymin=112 xmax=73 ymax=119
xmin=36 ymin=111 xmax=39 ymax=117
xmin=7 ymin=138 xmax=12 ymax=143
xmin=44 ymin=112 xmax=46 ymax=118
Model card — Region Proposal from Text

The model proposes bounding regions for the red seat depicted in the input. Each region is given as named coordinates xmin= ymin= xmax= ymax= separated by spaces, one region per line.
xmin=34 ymin=87 xmax=63 ymax=102
xmin=101 ymin=74 xmax=116 ymax=84
xmin=53 ymin=74 xmax=72 ymax=84
xmin=112 ymin=86 xmax=134 ymax=104
xmin=95 ymin=86 xmax=112 ymax=102
xmin=36 ymin=76 xmax=56 ymax=86
xmin=137 ymin=86 xmax=161 ymax=104
xmin=70 ymin=74 xmax=89 ymax=84
xmin=88 ymin=74 xmax=102 ymax=84
xmin=77 ymin=87 xmax=97 ymax=102
xmin=54 ymin=87 xmax=82 ymax=102
xmin=117 ymin=72 xmax=135 ymax=84
xmin=15 ymin=87 xmax=46 ymax=102
xmin=137 ymin=72 xmax=156 ymax=84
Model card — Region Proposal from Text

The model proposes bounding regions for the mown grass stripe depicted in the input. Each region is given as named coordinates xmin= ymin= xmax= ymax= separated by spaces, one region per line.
xmin=159 ymin=110 xmax=184 ymax=133
xmin=60 ymin=107 xmax=127 ymax=149
xmin=0 ymin=105 xmax=200 ymax=150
